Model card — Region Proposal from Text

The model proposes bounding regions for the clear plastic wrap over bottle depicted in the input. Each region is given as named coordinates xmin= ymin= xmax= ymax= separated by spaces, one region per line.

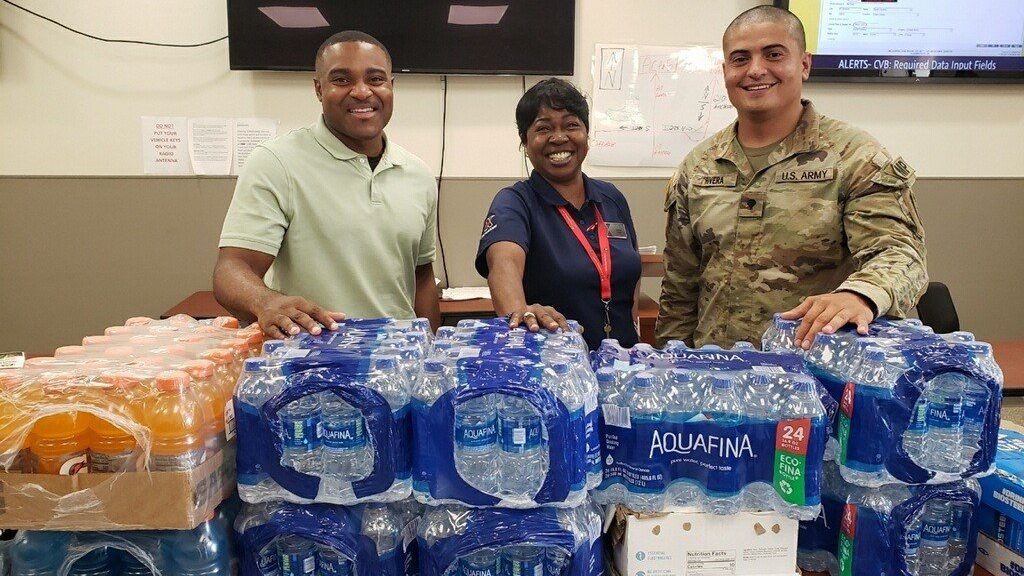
xmin=590 ymin=341 xmax=832 ymax=521
xmin=234 ymin=500 xmax=419 ymax=576
xmin=3 ymin=506 xmax=236 ymax=576
xmin=796 ymin=463 xmax=981 ymax=576
xmin=234 ymin=318 xmax=431 ymax=506
xmin=412 ymin=319 xmax=599 ymax=508
xmin=0 ymin=314 xmax=256 ymax=529
xmin=416 ymin=500 xmax=603 ymax=576
xmin=789 ymin=318 xmax=1003 ymax=486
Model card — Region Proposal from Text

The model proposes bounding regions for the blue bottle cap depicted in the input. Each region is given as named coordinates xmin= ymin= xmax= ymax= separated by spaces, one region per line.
xmin=634 ymin=372 xmax=656 ymax=388
xmin=596 ymin=368 xmax=617 ymax=383
xmin=710 ymin=374 xmax=734 ymax=390
xmin=244 ymin=357 xmax=267 ymax=371
xmin=374 ymin=355 xmax=398 ymax=370
xmin=671 ymin=369 xmax=693 ymax=384
xmin=423 ymin=359 xmax=445 ymax=373
xmin=262 ymin=339 xmax=284 ymax=353
xmin=865 ymin=347 xmax=887 ymax=363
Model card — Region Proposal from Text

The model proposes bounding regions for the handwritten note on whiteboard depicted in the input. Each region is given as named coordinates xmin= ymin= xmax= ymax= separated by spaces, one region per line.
xmin=589 ymin=44 xmax=737 ymax=168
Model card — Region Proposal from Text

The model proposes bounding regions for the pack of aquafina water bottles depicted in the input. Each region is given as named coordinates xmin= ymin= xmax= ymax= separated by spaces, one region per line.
xmin=235 ymin=498 xmax=423 ymax=576
xmin=412 ymin=319 xmax=601 ymax=508
xmin=589 ymin=339 xmax=834 ymax=520
xmin=234 ymin=318 xmax=434 ymax=505
xmin=764 ymin=315 xmax=1003 ymax=486
xmin=417 ymin=501 xmax=604 ymax=576
xmin=798 ymin=460 xmax=981 ymax=576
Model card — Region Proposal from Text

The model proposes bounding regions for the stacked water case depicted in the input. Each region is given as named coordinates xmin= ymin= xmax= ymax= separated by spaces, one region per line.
xmin=0 ymin=314 xmax=257 ymax=574
xmin=233 ymin=317 xmax=431 ymax=576
xmin=589 ymin=339 xmax=833 ymax=521
xmin=766 ymin=316 xmax=1003 ymax=575
xmin=413 ymin=319 xmax=604 ymax=576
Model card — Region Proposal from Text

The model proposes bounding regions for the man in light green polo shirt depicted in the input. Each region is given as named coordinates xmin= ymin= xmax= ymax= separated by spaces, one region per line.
xmin=214 ymin=31 xmax=440 ymax=338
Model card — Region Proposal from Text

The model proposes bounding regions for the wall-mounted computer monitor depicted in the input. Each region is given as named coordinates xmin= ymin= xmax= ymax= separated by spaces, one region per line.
xmin=228 ymin=1 xmax=576 ymax=75
xmin=777 ymin=0 xmax=1024 ymax=83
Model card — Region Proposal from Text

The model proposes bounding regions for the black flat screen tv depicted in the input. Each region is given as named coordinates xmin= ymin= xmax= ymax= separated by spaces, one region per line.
xmin=228 ymin=1 xmax=576 ymax=75
xmin=777 ymin=0 xmax=1024 ymax=83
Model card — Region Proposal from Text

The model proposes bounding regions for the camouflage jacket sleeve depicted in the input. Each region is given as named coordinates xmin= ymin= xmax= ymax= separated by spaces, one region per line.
xmin=837 ymin=149 xmax=928 ymax=318
xmin=656 ymin=169 xmax=702 ymax=347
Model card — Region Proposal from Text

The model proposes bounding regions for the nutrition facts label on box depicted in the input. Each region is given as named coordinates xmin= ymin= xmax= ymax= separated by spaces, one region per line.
xmin=686 ymin=550 xmax=736 ymax=575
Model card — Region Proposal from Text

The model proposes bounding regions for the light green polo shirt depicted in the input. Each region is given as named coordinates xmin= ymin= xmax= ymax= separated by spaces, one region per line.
xmin=219 ymin=115 xmax=437 ymax=319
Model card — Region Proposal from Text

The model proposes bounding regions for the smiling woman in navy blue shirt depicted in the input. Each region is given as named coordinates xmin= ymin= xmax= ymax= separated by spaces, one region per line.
xmin=475 ymin=78 xmax=642 ymax=350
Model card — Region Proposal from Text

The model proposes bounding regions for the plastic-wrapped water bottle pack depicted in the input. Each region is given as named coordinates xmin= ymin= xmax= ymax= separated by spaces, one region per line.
xmin=589 ymin=340 xmax=833 ymax=520
xmin=235 ymin=318 xmax=433 ymax=505
xmin=3 ymin=502 xmax=236 ymax=576
xmin=765 ymin=316 xmax=1003 ymax=486
xmin=413 ymin=319 xmax=600 ymax=508
xmin=417 ymin=501 xmax=603 ymax=576
xmin=798 ymin=461 xmax=981 ymax=576
xmin=235 ymin=499 xmax=422 ymax=576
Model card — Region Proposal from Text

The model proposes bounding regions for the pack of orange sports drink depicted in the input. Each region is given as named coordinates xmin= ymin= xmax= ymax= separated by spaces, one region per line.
xmin=0 ymin=314 xmax=259 ymax=530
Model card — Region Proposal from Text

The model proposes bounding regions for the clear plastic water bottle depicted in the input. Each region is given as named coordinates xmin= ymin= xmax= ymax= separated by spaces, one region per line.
xmin=280 ymin=391 xmax=323 ymax=475
xmin=702 ymin=374 xmax=743 ymax=426
xmin=436 ymin=326 xmax=457 ymax=341
xmin=948 ymin=500 xmax=972 ymax=567
xmin=547 ymin=361 xmax=584 ymax=413
xmin=845 ymin=347 xmax=898 ymax=485
xmin=454 ymin=392 xmax=499 ymax=493
xmin=762 ymin=314 xmax=800 ymax=351
xmin=321 ymin=391 xmax=371 ymax=481
xmin=414 ymin=359 xmax=452 ymax=407
xmin=545 ymin=547 xmax=570 ymax=576
xmin=918 ymin=499 xmax=952 ymax=576
xmin=277 ymin=536 xmax=317 ymax=576
xmin=627 ymin=372 xmax=665 ymax=511
xmin=906 ymin=511 xmax=922 ymax=576
xmin=362 ymin=504 xmax=400 ymax=557
xmin=235 ymin=503 xmax=281 ymax=576
xmin=922 ymin=373 xmax=966 ymax=473
xmin=236 ymin=358 xmax=283 ymax=501
xmin=500 ymin=546 xmax=544 ymax=576
xmin=165 ymin=518 xmax=232 ymax=576
xmin=966 ymin=342 xmax=1002 ymax=383
xmin=317 ymin=546 xmax=353 ymax=576
xmin=67 ymin=548 xmax=115 ymax=576
xmin=742 ymin=372 xmax=778 ymax=423
xmin=461 ymin=550 xmax=499 ymax=576
xmin=960 ymin=379 xmax=989 ymax=463
xmin=10 ymin=532 xmax=71 ymax=576
xmin=498 ymin=395 xmax=546 ymax=498
xmin=595 ymin=368 xmax=622 ymax=406
xmin=367 ymin=356 xmax=410 ymax=411
xmin=665 ymin=369 xmax=701 ymax=424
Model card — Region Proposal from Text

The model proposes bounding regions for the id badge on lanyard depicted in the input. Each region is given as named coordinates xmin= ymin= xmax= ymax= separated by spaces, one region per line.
xmin=556 ymin=204 xmax=613 ymax=338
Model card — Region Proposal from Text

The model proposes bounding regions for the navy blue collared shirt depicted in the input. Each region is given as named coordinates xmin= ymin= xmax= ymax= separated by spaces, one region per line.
xmin=476 ymin=171 xmax=641 ymax=350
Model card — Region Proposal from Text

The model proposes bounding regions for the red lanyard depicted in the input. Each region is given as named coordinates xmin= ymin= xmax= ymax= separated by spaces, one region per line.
xmin=556 ymin=204 xmax=612 ymax=302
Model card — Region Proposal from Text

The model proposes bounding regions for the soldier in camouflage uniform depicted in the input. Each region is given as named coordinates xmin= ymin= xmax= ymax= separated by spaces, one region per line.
xmin=656 ymin=6 xmax=927 ymax=349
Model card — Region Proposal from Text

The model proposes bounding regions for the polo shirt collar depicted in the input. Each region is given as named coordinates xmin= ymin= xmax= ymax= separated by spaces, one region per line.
xmin=529 ymin=171 xmax=603 ymax=207
xmin=312 ymin=115 xmax=405 ymax=166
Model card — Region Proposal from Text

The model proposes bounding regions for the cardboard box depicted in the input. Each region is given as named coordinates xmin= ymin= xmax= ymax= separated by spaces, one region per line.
xmin=979 ymin=504 xmax=1024 ymax=558
xmin=980 ymin=421 xmax=1024 ymax=527
xmin=609 ymin=506 xmax=799 ymax=576
xmin=976 ymin=533 xmax=1024 ymax=576
xmin=0 ymin=446 xmax=234 ymax=531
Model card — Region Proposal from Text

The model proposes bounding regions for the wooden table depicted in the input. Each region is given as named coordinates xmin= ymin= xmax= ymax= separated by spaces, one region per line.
xmin=993 ymin=340 xmax=1024 ymax=396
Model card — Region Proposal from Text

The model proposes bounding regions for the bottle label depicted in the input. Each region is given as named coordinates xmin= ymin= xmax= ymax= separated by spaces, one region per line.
xmin=323 ymin=417 xmax=367 ymax=450
xmin=906 ymin=401 xmax=927 ymax=433
xmin=905 ymin=525 xmax=922 ymax=555
xmin=257 ymin=545 xmax=280 ymax=575
xmin=837 ymin=503 xmax=857 ymax=576
xmin=455 ymin=417 xmax=497 ymax=451
xmin=921 ymin=517 xmax=953 ymax=545
xmin=149 ymin=447 xmax=206 ymax=472
xmin=926 ymin=400 xmax=963 ymax=430
xmin=58 ymin=451 xmax=89 ymax=475
xmin=319 ymin=553 xmax=353 ymax=576
xmin=773 ymin=418 xmax=810 ymax=506
xmin=500 ymin=554 xmax=543 ymax=576
xmin=279 ymin=551 xmax=317 ymax=576
xmin=281 ymin=415 xmax=323 ymax=451
xmin=91 ymin=448 xmax=138 ymax=473
xmin=499 ymin=417 xmax=543 ymax=452
xmin=461 ymin=557 xmax=498 ymax=576
xmin=837 ymin=382 xmax=855 ymax=466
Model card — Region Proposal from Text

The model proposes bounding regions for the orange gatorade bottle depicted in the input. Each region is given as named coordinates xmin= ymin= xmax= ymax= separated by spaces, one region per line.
xmin=199 ymin=349 xmax=237 ymax=404
xmin=181 ymin=360 xmax=225 ymax=456
xmin=144 ymin=370 xmax=210 ymax=471
xmin=90 ymin=372 xmax=145 ymax=472
xmin=29 ymin=374 xmax=91 ymax=475
xmin=0 ymin=373 xmax=32 ymax=472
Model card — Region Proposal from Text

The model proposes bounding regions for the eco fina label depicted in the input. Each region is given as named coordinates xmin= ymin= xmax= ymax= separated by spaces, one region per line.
xmin=838 ymin=381 xmax=856 ymax=466
xmin=838 ymin=502 xmax=857 ymax=576
xmin=773 ymin=417 xmax=811 ymax=505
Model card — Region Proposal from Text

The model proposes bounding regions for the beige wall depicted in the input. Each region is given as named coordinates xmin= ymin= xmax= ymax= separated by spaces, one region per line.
xmin=2 ymin=1 xmax=1023 ymax=178
xmin=1 ymin=176 xmax=1021 ymax=355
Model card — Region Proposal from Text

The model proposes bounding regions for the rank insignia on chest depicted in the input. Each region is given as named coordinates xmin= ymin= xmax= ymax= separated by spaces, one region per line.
xmin=739 ymin=192 xmax=765 ymax=218
xmin=694 ymin=173 xmax=738 ymax=187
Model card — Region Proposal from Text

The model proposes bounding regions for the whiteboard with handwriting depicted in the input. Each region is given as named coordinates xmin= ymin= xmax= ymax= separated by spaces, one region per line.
xmin=589 ymin=44 xmax=737 ymax=168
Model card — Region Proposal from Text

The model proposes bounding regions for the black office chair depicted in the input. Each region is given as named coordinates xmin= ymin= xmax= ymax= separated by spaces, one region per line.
xmin=915 ymin=282 xmax=960 ymax=334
